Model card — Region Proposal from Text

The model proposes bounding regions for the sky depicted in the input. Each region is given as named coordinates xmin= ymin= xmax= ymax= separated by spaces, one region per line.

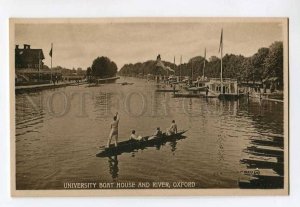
xmin=15 ymin=20 xmax=284 ymax=70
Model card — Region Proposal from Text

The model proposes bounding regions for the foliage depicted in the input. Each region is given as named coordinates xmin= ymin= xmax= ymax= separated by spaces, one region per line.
xmin=91 ymin=56 xmax=118 ymax=78
xmin=118 ymin=41 xmax=284 ymax=88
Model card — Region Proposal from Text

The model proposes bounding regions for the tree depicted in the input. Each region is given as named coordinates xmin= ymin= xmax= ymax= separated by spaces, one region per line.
xmin=251 ymin=47 xmax=269 ymax=81
xmin=91 ymin=56 xmax=118 ymax=78
xmin=118 ymin=41 xmax=283 ymax=89
xmin=263 ymin=41 xmax=283 ymax=86
xmin=86 ymin=67 xmax=91 ymax=76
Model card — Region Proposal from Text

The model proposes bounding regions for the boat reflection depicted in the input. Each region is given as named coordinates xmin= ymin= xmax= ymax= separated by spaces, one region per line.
xmin=169 ymin=140 xmax=177 ymax=153
xmin=106 ymin=137 xmax=185 ymax=179
xmin=108 ymin=155 xmax=119 ymax=180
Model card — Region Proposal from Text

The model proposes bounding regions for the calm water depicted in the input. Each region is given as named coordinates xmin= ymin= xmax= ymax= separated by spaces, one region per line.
xmin=15 ymin=77 xmax=284 ymax=189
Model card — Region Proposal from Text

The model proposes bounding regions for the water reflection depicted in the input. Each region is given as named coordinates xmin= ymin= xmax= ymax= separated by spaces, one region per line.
xmin=105 ymin=137 xmax=184 ymax=179
xmin=108 ymin=156 xmax=119 ymax=180
xmin=169 ymin=140 xmax=177 ymax=153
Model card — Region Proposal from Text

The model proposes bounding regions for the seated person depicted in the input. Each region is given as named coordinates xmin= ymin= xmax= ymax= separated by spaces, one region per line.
xmin=130 ymin=130 xmax=143 ymax=140
xmin=154 ymin=127 xmax=163 ymax=137
xmin=148 ymin=127 xmax=163 ymax=140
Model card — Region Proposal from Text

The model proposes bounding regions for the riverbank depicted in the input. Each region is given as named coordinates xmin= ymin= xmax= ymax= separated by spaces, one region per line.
xmin=15 ymin=81 xmax=86 ymax=94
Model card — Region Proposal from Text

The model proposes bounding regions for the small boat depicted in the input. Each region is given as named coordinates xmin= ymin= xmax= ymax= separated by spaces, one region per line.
xmin=187 ymin=86 xmax=206 ymax=92
xmin=173 ymin=93 xmax=218 ymax=98
xmin=119 ymin=82 xmax=134 ymax=85
xmin=155 ymin=89 xmax=180 ymax=92
xmin=96 ymin=130 xmax=187 ymax=157
xmin=218 ymin=93 xmax=244 ymax=100
xmin=86 ymin=83 xmax=103 ymax=87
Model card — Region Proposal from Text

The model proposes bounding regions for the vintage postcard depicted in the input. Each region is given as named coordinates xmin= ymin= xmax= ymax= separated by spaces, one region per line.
xmin=10 ymin=18 xmax=289 ymax=196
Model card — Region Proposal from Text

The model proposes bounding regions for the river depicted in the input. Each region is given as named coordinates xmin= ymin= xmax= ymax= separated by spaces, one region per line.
xmin=15 ymin=77 xmax=284 ymax=189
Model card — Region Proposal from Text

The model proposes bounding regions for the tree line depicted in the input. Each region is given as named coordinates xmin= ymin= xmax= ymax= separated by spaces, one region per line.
xmin=118 ymin=41 xmax=283 ymax=88
xmin=86 ymin=56 xmax=118 ymax=80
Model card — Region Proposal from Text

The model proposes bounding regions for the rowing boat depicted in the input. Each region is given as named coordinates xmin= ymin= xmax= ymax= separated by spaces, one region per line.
xmin=155 ymin=89 xmax=180 ymax=92
xmin=96 ymin=130 xmax=187 ymax=157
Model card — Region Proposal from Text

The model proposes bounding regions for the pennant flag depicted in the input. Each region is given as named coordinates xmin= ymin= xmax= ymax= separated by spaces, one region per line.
xmin=219 ymin=29 xmax=223 ymax=53
xmin=49 ymin=44 xmax=53 ymax=57
xmin=166 ymin=66 xmax=175 ymax=72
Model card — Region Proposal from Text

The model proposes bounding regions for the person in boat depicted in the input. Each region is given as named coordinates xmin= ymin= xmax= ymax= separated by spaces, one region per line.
xmin=148 ymin=127 xmax=163 ymax=140
xmin=106 ymin=112 xmax=120 ymax=148
xmin=166 ymin=120 xmax=178 ymax=135
xmin=155 ymin=127 xmax=163 ymax=137
xmin=130 ymin=130 xmax=143 ymax=140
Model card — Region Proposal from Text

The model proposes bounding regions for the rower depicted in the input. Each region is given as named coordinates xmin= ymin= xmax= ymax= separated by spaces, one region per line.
xmin=166 ymin=120 xmax=178 ymax=135
xmin=130 ymin=130 xmax=143 ymax=140
xmin=106 ymin=112 xmax=119 ymax=148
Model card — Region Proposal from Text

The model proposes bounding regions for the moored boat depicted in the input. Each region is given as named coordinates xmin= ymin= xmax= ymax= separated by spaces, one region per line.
xmin=155 ymin=89 xmax=180 ymax=92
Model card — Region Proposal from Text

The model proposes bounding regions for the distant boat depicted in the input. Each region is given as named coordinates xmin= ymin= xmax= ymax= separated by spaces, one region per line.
xmin=155 ymin=89 xmax=180 ymax=92
xmin=206 ymin=29 xmax=243 ymax=100
xmin=95 ymin=76 xmax=120 ymax=84
xmin=119 ymin=82 xmax=134 ymax=86
xmin=187 ymin=80 xmax=209 ymax=92
xmin=205 ymin=78 xmax=243 ymax=100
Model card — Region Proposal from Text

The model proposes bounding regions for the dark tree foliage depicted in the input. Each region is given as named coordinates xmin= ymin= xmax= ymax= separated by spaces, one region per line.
xmin=263 ymin=41 xmax=283 ymax=86
xmin=86 ymin=67 xmax=91 ymax=76
xmin=91 ymin=56 xmax=117 ymax=78
xmin=118 ymin=41 xmax=283 ymax=87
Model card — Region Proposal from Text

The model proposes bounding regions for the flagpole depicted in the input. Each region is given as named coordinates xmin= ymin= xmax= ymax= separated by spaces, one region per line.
xmin=203 ymin=48 xmax=206 ymax=78
xmin=180 ymin=55 xmax=182 ymax=81
xmin=220 ymin=29 xmax=223 ymax=94
xmin=173 ymin=56 xmax=175 ymax=75
xmin=51 ymin=43 xmax=53 ymax=82
xmin=191 ymin=60 xmax=193 ymax=82
xmin=221 ymin=46 xmax=223 ymax=90
xmin=38 ymin=51 xmax=41 ymax=81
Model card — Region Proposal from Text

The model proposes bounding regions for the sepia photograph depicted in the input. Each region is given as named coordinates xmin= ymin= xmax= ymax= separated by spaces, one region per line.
xmin=10 ymin=18 xmax=289 ymax=196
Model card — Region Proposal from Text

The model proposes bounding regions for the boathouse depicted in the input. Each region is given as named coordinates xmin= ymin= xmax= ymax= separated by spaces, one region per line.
xmin=15 ymin=44 xmax=45 ymax=70
xmin=205 ymin=78 xmax=238 ymax=94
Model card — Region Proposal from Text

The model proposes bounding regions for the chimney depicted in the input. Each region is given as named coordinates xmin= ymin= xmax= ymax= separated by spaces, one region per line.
xmin=15 ymin=45 xmax=19 ymax=49
xmin=24 ymin=44 xmax=31 ymax=49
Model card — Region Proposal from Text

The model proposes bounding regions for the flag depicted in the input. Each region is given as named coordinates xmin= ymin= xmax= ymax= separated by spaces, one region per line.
xmin=166 ymin=66 xmax=175 ymax=73
xmin=204 ymin=48 xmax=206 ymax=67
xmin=49 ymin=44 xmax=53 ymax=57
xmin=219 ymin=29 xmax=223 ymax=53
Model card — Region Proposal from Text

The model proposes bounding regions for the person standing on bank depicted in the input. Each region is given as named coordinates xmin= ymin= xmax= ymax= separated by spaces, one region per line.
xmin=107 ymin=112 xmax=120 ymax=148
xmin=205 ymin=86 xmax=209 ymax=97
